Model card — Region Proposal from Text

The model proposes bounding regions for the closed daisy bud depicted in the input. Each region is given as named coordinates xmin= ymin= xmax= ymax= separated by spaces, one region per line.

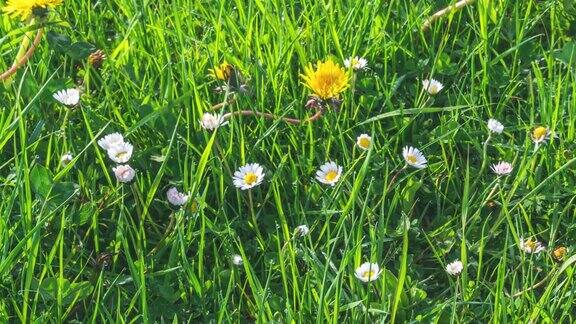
xmin=445 ymin=260 xmax=463 ymax=276
xmin=53 ymin=88 xmax=80 ymax=107
xmin=200 ymin=113 xmax=228 ymax=131
xmin=519 ymin=237 xmax=545 ymax=254
xmin=491 ymin=161 xmax=513 ymax=176
xmin=295 ymin=225 xmax=310 ymax=237
xmin=487 ymin=118 xmax=504 ymax=134
xmin=402 ymin=146 xmax=427 ymax=169
xmin=344 ymin=56 xmax=368 ymax=70
xmin=553 ymin=246 xmax=567 ymax=261
xmin=107 ymin=142 xmax=133 ymax=163
xmin=356 ymin=134 xmax=372 ymax=150
xmin=532 ymin=126 xmax=550 ymax=144
xmin=422 ymin=79 xmax=443 ymax=95
xmin=166 ymin=187 xmax=189 ymax=206
xmin=231 ymin=254 xmax=243 ymax=266
xmin=98 ymin=133 xmax=125 ymax=151
xmin=315 ymin=161 xmax=343 ymax=186
xmin=112 ymin=164 xmax=136 ymax=183
xmin=60 ymin=153 xmax=73 ymax=167
xmin=354 ymin=262 xmax=381 ymax=283
xmin=233 ymin=163 xmax=265 ymax=190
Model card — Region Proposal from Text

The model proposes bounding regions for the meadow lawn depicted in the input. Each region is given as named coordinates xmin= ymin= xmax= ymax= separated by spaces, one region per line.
xmin=1 ymin=0 xmax=576 ymax=322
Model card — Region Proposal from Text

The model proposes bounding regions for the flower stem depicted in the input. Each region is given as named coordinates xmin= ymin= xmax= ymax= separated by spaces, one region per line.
xmin=248 ymin=190 xmax=265 ymax=251
xmin=223 ymin=108 xmax=324 ymax=125
xmin=422 ymin=0 xmax=476 ymax=31
xmin=386 ymin=166 xmax=407 ymax=193
xmin=1 ymin=28 xmax=45 ymax=82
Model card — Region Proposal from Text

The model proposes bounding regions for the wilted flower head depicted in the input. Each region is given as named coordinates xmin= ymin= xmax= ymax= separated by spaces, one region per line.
xmin=88 ymin=49 xmax=107 ymax=69
xmin=487 ymin=118 xmax=504 ymax=134
xmin=232 ymin=254 xmax=243 ymax=266
xmin=233 ymin=163 xmax=265 ymax=190
xmin=112 ymin=165 xmax=136 ymax=183
xmin=301 ymin=59 xmax=349 ymax=100
xmin=422 ymin=78 xmax=443 ymax=95
xmin=53 ymin=89 xmax=80 ymax=107
xmin=295 ymin=225 xmax=310 ymax=237
xmin=344 ymin=56 xmax=368 ymax=70
xmin=553 ymin=246 xmax=568 ymax=261
xmin=445 ymin=260 xmax=463 ymax=276
xmin=519 ymin=237 xmax=545 ymax=254
xmin=532 ymin=126 xmax=550 ymax=144
xmin=402 ymin=146 xmax=427 ymax=169
xmin=491 ymin=161 xmax=513 ymax=176
xmin=167 ymin=187 xmax=189 ymax=206
xmin=3 ymin=0 xmax=63 ymax=20
xmin=315 ymin=161 xmax=343 ymax=186
xmin=60 ymin=153 xmax=73 ymax=167
xmin=107 ymin=142 xmax=133 ymax=163
xmin=210 ymin=61 xmax=234 ymax=81
xmin=200 ymin=113 xmax=228 ymax=131
xmin=354 ymin=262 xmax=381 ymax=283
xmin=356 ymin=134 xmax=372 ymax=150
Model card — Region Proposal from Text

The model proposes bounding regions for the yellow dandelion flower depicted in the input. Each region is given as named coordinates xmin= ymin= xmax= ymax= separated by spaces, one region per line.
xmin=3 ymin=0 xmax=63 ymax=20
xmin=301 ymin=59 xmax=349 ymax=100
xmin=209 ymin=61 xmax=234 ymax=81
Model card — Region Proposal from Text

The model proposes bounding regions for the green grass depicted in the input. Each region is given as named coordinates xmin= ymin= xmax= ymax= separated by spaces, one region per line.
xmin=1 ymin=0 xmax=576 ymax=322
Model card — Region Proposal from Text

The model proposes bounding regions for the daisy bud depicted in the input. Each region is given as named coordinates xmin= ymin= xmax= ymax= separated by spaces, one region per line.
xmin=231 ymin=254 xmax=243 ymax=266
xmin=354 ymin=262 xmax=381 ymax=283
xmin=445 ymin=260 xmax=463 ymax=276
xmin=295 ymin=225 xmax=310 ymax=237
xmin=112 ymin=164 xmax=136 ymax=183
xmin=166 ymin=187 xmax=189 ymax=206
xmin=60 ymin=153 xmax=73 ymax=167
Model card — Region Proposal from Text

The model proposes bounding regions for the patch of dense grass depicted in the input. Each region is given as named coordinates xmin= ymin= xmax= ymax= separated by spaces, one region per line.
xmin=1 ymin=0 xmax=576 ymax=322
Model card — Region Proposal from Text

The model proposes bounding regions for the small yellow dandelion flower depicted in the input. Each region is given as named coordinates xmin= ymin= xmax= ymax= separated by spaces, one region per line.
xmin=3 ymin=0 xmax=63 ymax=20
xmin=532 ymin=126 xmax=550 ymax=144
xmin=210 ymin=61 xmax=234 ymax=81
xmin=301 ymin=59 xmax=349 ymax=100
xmin=356 ymin=134 xmax=372 ymax=150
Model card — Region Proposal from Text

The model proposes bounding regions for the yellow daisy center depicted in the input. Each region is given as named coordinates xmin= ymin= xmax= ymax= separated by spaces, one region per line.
xmin=324 ymin=170 xmax=339 ymax=182
xmin=406 ymin=154 xmax=418 ymax=164
xmin=244 ymin=172 xmax=258 ymax=185
xmin=532 ymin=126 xmax=547 ymax=140
xmin=525 ymin=239 xmax=536 ymax=250
xmin=363 ymin=270 xmax=375 ymax=280
xmin=115 ymin=151 xmax=128 ymax=159
xmin=358 ymin=137 xmax=371 ymax=149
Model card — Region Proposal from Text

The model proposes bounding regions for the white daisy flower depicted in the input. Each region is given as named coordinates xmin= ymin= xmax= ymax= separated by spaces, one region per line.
xmin=233 ymin=163 xmax=265 ymax=190
xmin=112 ymin=164 xmax=136 ymax=183
xmin=98 ymin=133 xmax=125 ymax=151
xmin=356 ymin=134 xmax=372 ymax=150
xmin=354 ymin=262 xmax=381 ymax=283
xmin=445 ymin=260 xmax=463 ymax=276
xmin=520 ymin=237 xmax=546 ymax=254
xmin=422 ymin=78 xmax=444 ymax=95
xmin=53 ymin=88 xmax=80 ymax=107
xmin=402 ymin=146 xmax=427 ymax=169
xmin=107 ymin=142 xmax=133 ymax=163
xmin=166 ymin=187 xmax=189 ymax=206
xmin=487 ymin=118 xmax=504 ymax=134
xmin=491 ymin=161 xmax=513 ymax=176
xmin=532 ymin=126 xmax=550 ymax=144
xmin=295 ymin=225 xmax=310 ymax=237
xmin=60 ymin=153 xmax=73 ymax=167
xmin=232 ymin=254 xmax=243 ymax=266
xmin=315 ymin=161 xmax=343 ymax=186
xmin=344 ymin=56 xmax=368 ymax=70
xmin=200 ymin=112 xmax=228 ymax=131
